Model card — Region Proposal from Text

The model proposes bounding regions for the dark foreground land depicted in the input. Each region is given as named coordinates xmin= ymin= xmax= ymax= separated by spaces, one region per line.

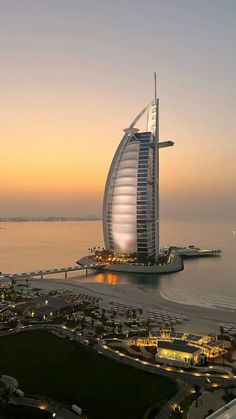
xmin=0 ymin=331 xmax=176 ymax=419
xmin=0 ymin=404 xmax=52 ymax=419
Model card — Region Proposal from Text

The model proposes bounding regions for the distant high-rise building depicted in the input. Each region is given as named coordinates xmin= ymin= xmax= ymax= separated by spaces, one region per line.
xmin=103 ymin=75 xmax=174 ymax=262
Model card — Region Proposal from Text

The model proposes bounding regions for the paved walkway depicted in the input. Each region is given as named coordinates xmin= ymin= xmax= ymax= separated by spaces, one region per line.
xmin=9 ymin=396 xmax=78 ymax=419
xmin=187 ymin=389 xmax=236 ymax=419
xmin=156 ymin=385 xmax=190 ymax=419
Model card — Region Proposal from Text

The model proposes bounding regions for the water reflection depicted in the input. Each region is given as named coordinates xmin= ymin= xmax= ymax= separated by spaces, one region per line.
xmin=95 ymin=272 xmax=118 ymax=285
xmin=92 ymin=270 xmax=162 ymax=288
xmin=95 ymin=273 xmax=104 ymax=283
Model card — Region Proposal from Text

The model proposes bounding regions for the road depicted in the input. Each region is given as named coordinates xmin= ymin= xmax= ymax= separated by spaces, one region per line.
xmin=156 ymin=386 xmax=190 ymax=419
xmin=9 ymin=396 xmax=78 ymax=419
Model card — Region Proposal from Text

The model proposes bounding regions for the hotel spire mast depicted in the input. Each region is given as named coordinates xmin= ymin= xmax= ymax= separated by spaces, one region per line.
xmin=154 ymin=71 xmax=160 ymax=261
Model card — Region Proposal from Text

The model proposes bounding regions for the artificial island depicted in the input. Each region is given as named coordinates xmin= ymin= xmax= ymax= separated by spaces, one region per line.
xmin=79 ymin=74 xmax=220 ymax=274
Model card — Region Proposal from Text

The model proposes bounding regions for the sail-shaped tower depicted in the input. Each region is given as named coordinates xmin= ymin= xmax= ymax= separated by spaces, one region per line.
xmin=103 ymin=76 xmax=174 ymax=262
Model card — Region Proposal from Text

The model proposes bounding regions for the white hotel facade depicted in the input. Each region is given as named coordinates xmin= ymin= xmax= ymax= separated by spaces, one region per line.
xmin=103 ymin=77 xmax=174 ymax=262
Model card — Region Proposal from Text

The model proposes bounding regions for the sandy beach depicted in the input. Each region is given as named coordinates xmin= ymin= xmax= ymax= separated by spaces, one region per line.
xmin=26 ymin=275 xmax=236 ymax=335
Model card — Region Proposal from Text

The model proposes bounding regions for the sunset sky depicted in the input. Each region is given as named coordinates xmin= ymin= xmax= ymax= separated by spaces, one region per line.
xmin=1 ymin=0 xmax=236 ymax=221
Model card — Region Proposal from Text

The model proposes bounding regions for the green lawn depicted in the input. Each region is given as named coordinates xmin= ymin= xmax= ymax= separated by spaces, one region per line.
xmin=0 ymin=331 xmax=176 ymax=419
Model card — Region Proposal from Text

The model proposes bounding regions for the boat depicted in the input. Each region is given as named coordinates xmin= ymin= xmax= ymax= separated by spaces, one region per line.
xmin=174 ymin=246 xmax=221 ymax=258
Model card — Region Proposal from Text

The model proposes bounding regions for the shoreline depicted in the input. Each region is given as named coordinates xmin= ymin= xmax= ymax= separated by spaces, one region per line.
xmin=25 ymin=276 xmax=236 ymax=336
xmin=159 ymin=291 xmax=236 ymax=312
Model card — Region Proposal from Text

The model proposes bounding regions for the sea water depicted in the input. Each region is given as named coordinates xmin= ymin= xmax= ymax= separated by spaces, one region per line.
xmin=0 ymin=220 xmax=235 ymax=310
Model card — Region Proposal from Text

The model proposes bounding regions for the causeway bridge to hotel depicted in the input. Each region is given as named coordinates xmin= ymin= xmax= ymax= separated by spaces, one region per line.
xmin=2 ymin=263 xmax=104 ymax=280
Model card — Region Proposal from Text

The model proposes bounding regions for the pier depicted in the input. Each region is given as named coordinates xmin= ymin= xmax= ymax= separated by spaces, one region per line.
xmin=1 ymin=263 xmax=105 ymax=280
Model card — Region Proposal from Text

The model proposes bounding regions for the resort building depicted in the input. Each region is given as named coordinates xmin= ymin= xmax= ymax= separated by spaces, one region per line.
xmin=129 ymin=329 xmax=223 ymax=366
xmin=102 ymin=75 xmax=174 ymax=262
xmin=156 ymin=340 xmax=202 ymax=367
xmin=16 ymin=295 xmax=69 ymax=319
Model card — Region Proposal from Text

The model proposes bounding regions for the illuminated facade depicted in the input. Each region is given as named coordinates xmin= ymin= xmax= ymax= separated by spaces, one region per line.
xmin=103 ymin=76 xmax=173 ymax=262
xmin=129 ymin=331 xmax=223 ymax=361
xmin=156 ymin=341 xmax=201 ymax=366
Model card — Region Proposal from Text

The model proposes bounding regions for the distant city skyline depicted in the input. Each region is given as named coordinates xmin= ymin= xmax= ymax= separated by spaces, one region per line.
xmin=1 ymin=0 xmax=236 ymax=222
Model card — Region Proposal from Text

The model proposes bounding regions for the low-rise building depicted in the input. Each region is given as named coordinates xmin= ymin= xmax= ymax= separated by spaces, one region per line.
xmin=16 ymin=295 xmax=70 ymax=319
xmin=156 ymin=340 xmax=202 ymax=367
xmin=0 ymin=276 xmax=12 ymax=289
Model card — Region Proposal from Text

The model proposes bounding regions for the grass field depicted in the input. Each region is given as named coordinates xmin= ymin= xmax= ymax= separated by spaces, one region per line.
xmin=0 ymin=331 xmax=176 ymax=419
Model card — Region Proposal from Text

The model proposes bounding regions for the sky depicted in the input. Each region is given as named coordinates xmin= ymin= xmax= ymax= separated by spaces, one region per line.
xmin=1 ymin=0 xmax=236 ymax=221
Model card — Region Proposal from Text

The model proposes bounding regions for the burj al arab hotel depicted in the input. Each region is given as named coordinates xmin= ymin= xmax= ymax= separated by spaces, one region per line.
xmin=103 ymin=74 xmax=174 ymax=263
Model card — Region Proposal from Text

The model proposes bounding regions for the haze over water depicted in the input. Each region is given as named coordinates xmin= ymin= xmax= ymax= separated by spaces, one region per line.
xmin=1 ymin=220 xmax=235 ymax=311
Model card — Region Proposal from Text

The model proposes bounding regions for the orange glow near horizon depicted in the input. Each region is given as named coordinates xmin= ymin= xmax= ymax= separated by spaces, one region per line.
xmin=1 ymin=2 xmax=236 ymax=220
xmin=2 ymin=108 xmax=234 ymax=202
xmin=1 ymin=90 xmax=235 ymax=219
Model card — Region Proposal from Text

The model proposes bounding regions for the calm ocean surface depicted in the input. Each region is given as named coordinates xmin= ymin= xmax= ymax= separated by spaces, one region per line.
xmin=0 ymin=220 xmax=235 ymax=310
